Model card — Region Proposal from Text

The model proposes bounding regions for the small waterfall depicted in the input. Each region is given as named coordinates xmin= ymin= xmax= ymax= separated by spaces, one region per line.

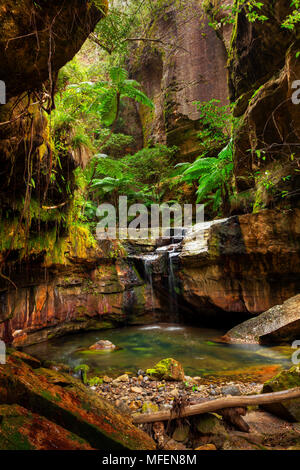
xmin=156 ymin=242 xmax=181 ymax=321
xmin=167 ymin=247 xmax=180 ymax=320
xmin=143 ymin=254 xmax=158 ymax=313
xmin=134 ymin=237 xmax=183 ymax=320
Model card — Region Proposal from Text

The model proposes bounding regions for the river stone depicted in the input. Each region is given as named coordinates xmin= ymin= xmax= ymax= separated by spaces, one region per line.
xmin=141 ymin=402 xmax=159 ymax=413
xmin=261 ymin=366 xmax=300 ymax=422
xmin=115 ymin=374 xmax=129 ymax=383
xmin=130 ymin=386 xmax=143 ymax=394
xmin=221 ymin=385 xmax=241 ymax=396
xmin=146 ymin=358 xmax=185 ymax=381
xmin=102 ymin=375 xmax=112 ymax=383
xmin=194 ymin=413 xmax=225 ymax=435
xmin=224 ymin=295 xmax=300 ymax=344
xmin=172 ymin=424 xmax=189 ymax=442
xmin=195 ymin=444 xmax=217 ymax=450
xmin=89 ymin=340 xmax=116 ymax=350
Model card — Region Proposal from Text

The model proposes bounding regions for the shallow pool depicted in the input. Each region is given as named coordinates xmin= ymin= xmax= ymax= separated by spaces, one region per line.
xmin=23 ymin=323 xmax=294 ymax=381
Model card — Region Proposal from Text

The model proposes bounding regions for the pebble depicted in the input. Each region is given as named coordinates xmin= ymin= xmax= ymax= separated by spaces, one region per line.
xmin=130 ymin=386 xmax=143 ymax=394
xmin=114 ymin=374 xmax=129 ymax=383
xmin=221 ymin=385 xmax=241 ymax=396
xmin=102 ymin=375 xmax=113 ymax=383
xmin=94 ymin=372 xmax=262 ymax=415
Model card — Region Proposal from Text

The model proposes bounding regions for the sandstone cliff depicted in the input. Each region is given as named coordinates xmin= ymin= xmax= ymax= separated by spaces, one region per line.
xmin=129 ymin=0 xmax=229 ymax=160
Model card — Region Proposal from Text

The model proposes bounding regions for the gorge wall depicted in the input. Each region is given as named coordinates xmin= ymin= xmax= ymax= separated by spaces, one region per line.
xmin=129 ymin=0 xmax=230 ymax=160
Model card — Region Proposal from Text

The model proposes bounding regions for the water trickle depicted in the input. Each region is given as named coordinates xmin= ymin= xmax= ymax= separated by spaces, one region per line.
xmin=167 ymin=246 xmax=180 ymax=320
xmin=143 ymin=254 xmax=158 ymax=313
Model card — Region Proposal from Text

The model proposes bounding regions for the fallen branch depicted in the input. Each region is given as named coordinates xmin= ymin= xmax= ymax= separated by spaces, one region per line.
xmin=133 ymin=387 xmax=300 ymax=424
xmin=42 ymin=201 xmax=68 ymax=210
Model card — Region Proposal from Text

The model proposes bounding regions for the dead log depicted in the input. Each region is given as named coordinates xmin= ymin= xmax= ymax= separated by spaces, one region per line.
xmin=133 ymin=387 xmax=300 ymax=424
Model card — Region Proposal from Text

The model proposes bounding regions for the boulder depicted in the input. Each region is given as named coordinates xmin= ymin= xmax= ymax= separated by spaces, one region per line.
xmin=179 ymin=209 xmax=300 ymax=319
xmin=172 ymin=424 xmax=189 ymax=442
xmin=89 ymin=340 xmax=116 ymax=351
xmin=194 ymin=413 xmax=225 ymax=435
xmin=0 ymin=352 xmax=156 ymax=450
xmin=146 ymin=358 xmax=185 ymax=381
xmin=0 ymin=404 xmax=93 ymax=450
xmin=261 ymin=366 xmax=300 ymax=422
xmin=224 ymin=295 xmax=300 ymax=344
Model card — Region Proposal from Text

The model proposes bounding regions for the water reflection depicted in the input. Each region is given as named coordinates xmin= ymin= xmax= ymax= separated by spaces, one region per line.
xmin=23 ymin=323 xmax=293 ymax=381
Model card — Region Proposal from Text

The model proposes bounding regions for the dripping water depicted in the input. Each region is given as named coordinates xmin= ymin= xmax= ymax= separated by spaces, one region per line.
xmin=143 ymin=254 xmax=158 ymax=313
xmin=167 ymin=246 xmax=180 ymax=321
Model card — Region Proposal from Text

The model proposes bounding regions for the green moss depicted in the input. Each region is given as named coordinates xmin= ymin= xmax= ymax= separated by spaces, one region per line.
xmin=87 ymin=376 xmax=103 ymax=386
xmin=263 ymin=366 xmax=300 ymax=392
xmin=146 ymin=358 xmax=184 ymax=381
xmin=40 ymin=390 xmax=61 ymax=402
xmin=141 ymin=402 xmax=159 ymax=413
xmin=74 ymin=364 xmax=90 ymax=384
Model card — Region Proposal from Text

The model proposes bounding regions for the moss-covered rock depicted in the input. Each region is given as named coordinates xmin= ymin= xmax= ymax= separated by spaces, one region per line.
xmin=262 ymin=366 xmax=300 ymax=422
xmin=146 ymin=358 xmax=185 ymax=381
xmin=0 ymin=404 xmax=93 ymax=450
xmin=194 ymin=413 xmax=225 ymax=435
xmin=0 ymin=351 xmax=156 ymax=450
xmin=141 ymin=402 xmax=159 ymax=414
xmin=172 ymin=423 xmax=189 ymax=442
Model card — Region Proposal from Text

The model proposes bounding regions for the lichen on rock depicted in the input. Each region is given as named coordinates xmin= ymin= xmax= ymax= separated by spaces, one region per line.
xmin=146 ymin=358 xmax=185 ymax=381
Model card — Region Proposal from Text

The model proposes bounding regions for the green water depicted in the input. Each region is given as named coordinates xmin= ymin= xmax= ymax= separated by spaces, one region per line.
xmin=23 ymin=323 xmax=293 ymax=380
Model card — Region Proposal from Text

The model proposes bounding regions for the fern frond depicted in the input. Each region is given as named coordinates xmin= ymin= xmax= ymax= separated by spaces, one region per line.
xmin=120 ymin=84 xmax=154 ymax=109
xmin=109 ymin=66 xmax=129 ymax=84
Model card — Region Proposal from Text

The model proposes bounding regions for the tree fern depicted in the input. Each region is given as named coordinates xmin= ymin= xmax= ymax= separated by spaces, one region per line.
xmin=176 ymin=139 xmax=234 ymax=211
xmin=68 ymin=66 xmax=154 ymax=128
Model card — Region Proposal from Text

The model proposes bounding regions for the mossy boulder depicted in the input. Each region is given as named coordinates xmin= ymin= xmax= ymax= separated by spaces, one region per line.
xmin=89 ymin=340 xmax=116 ymax=350
xmin=194 ymin=413 xmax=225 ymax=435
xmin=262 ymin=366 xmax=300 ymax=422
xmin=172 ymin=423 xmax=189 ymax=442
xmin=0 ymin=352 xmax=156 ymax=450
xmin=146 ymin=358 xmax=185 ymax=381
xmin=0 ymin=404 xmax=93 ymax=450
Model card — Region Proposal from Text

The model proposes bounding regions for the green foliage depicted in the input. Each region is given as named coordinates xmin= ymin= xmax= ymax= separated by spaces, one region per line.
xmin=74 ymin=364 xmax=90 ymax=384
xmin=281 ymin=1 xmax=300 ymax=29
xmin=68 ymin=66 xmax=153 ymax=127
xmin=87 ymin=376 xmax=103 ymax=387
xmin=123 ymin=145 xmax=178 ymax=185
xmin=206 ymin=0 xmax=268 ymax=30
xmin=98 ymin=132 xmax=134 ymax=158
xmin=92 ymin=0 xmax=192 ymax=60
xmin=176 ymin=140 xmax=234 ymax=212
xmin=85 ymin=144 xmax=177 ymax=210
xmin=193 ymin=99 xmax=236 ymax=156
xmin=206 ymin=0 xmax=300 ymax=30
